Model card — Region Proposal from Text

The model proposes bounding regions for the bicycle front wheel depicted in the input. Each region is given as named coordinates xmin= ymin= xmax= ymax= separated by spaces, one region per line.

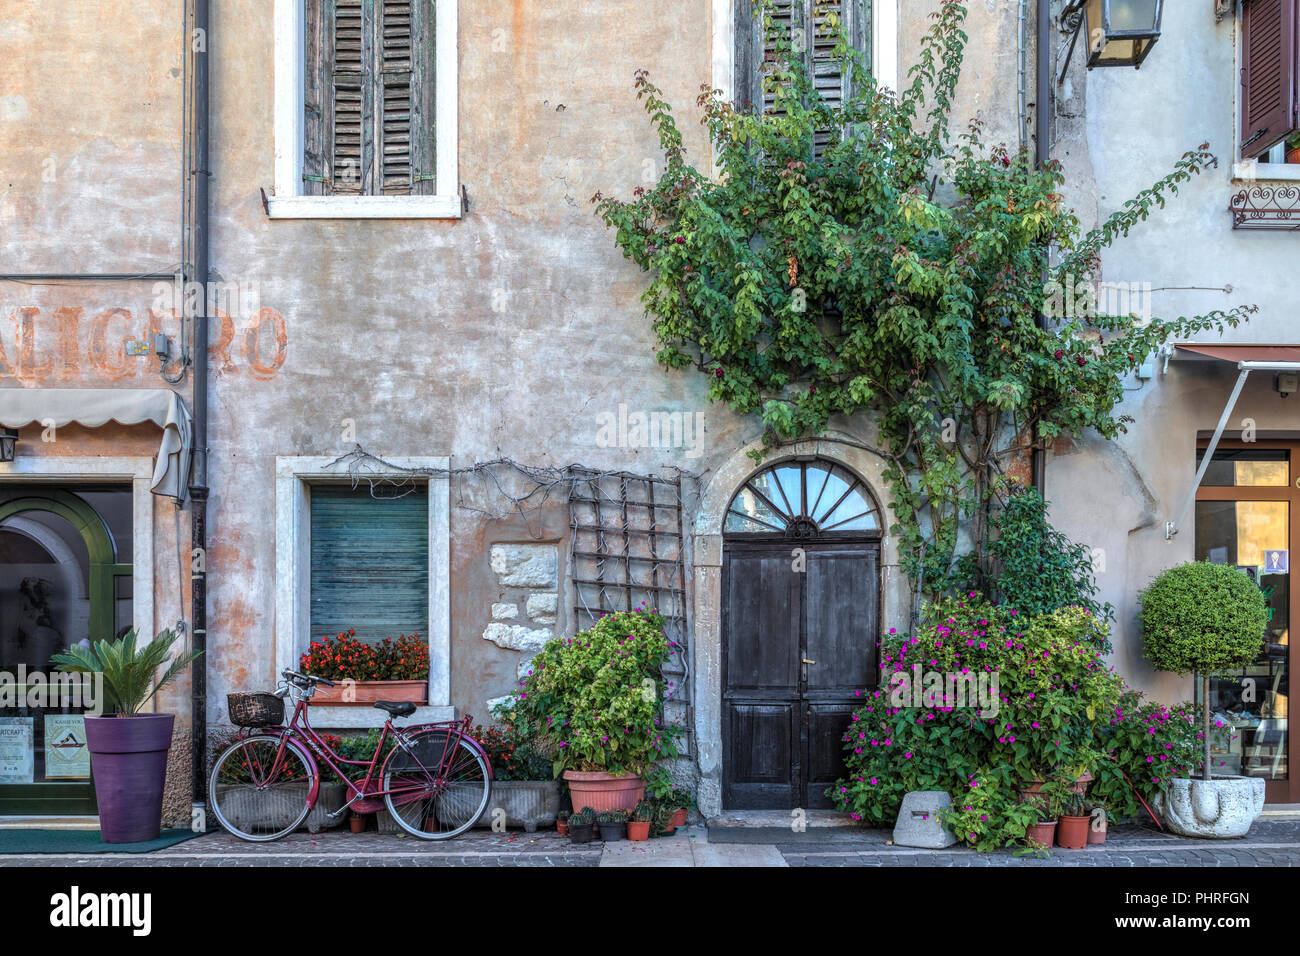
xmin=382 ymin=731 xmax=491 ymax=840
xmin=208 ymin=734 xmax=314 ymax=842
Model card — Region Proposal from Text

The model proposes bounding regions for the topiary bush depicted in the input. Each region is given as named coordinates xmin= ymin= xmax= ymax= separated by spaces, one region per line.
xmin=513 ymin=607 xmax=682 ymax=779
xmin=1140 ymin=561 xmax=1267 ymax=781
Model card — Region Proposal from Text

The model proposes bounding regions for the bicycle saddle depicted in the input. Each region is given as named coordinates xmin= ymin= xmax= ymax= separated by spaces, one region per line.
xmin=373 ymin=701 xmax=417 ymax=718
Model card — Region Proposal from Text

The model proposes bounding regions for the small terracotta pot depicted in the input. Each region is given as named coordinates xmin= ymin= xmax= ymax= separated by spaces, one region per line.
xmin=628 ymin=821 xmax=650 ymax=841
xmin=1287 ymin=144 xmax=1300 ymax=165
xmin=1026 ymin=821 xmax=1056 ymax=849
xmin=349 ymin=815 xmax=366 ymax=834
xmin=1056 ymin=814 xmax=1090 ymax=849
xmin=557 ymin=819 xmax=569 ymax=836
xmin=1067 ymin=771 xmax=1093 ymax=795
xmin=1088 ymin=811 xmax=1107 ymax=845
xmin=669 ymin=808 xmax=688 ymax=828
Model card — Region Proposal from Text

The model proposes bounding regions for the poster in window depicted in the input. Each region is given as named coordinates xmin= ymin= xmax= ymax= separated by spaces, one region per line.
xmin=44 ymin=715 xmax=90 ymax=779
xmin=0 ymin=718 xmax=34 ymax=784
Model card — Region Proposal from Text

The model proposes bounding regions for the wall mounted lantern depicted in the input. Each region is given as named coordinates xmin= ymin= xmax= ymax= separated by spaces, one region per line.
xmin=1083 ymin=0 xmax=1165 ymax=68
xmin=0 ymin=428 xmax=17 ymax=463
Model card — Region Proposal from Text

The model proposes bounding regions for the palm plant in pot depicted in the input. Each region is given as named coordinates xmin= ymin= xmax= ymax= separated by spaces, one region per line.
xmin=514 ymin=607 xmax=683 ymax=812
xmin=50 ymin=628 xmax=201 ymax=843
xmin=1140 ymin=561 xmax=1269 ymax=838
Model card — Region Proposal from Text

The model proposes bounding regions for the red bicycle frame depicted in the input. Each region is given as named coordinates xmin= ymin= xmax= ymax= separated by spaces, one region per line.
xmin=245 ymin=696 xmax=492 ymax=816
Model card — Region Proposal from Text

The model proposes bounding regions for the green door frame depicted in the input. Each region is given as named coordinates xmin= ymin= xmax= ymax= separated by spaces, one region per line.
xmin=0 ymin=488 xmax=128 ymax=815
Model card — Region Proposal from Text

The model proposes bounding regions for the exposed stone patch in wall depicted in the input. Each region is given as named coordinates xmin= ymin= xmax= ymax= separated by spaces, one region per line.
xmin=483 ymin=543 xmax=561 ymax=702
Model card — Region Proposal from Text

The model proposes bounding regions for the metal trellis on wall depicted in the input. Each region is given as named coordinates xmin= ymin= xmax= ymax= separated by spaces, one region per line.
xmin=567 ymin=467 xmax=693 ymax=755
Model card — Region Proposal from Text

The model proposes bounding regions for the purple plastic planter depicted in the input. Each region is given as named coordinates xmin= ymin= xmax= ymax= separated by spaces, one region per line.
xmin=83 ymin=713 xmax=174 ymax=844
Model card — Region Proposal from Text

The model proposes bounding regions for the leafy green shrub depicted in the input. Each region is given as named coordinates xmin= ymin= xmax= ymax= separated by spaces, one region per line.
xmin=972 ymin=489 xmax=1114 ymax=645
xmin=1140 ymin=561 xmax=1267 ymax=781
xmin=1089 ymin=690 xmax=1200 ymax=818
xmin=514 ymin=608 xmax=682 ymax=778
xmin=832 ymin=596 xmax=1136 ymax=848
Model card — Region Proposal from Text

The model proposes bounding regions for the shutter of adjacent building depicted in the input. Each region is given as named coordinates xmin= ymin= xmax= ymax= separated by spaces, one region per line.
xmin=1241 ymin=0 xmax=1298 ymax=159
xmin=309 ymin=484 xmax=429 ymax=643
xmin=305 ymin=0 xmax=435 ymax=196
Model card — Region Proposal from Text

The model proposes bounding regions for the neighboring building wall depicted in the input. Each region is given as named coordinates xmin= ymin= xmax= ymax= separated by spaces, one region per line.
xmin=1051 ymin=1 xmax=1299 ymax=703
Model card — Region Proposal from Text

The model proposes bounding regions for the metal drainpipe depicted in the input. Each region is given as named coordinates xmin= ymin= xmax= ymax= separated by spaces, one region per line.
xmin=1031 ymin=0 xmax=1051 ymax=497
xmin=189 ymin=0 xmax=211 ymax=815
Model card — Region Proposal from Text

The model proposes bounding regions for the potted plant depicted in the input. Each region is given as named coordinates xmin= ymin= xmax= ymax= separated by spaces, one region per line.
xmin=349 ymin=812 xmax=367 ymax=834
xmin=556 ymin=809 xmax=570 ymax=836
xmin=514 ymin=608 xmax=683 ymax=812
xmin=50 ymin=628 xmax=202 ymax=843
xmin=469 ymin=716 xmax=560 ymax=832
xmin=300 ymin=630 xmax=429 ymax=704
xmin=1140 ymin=561 xmax=1269 ymax=838
xmin=628 ymin=801 xmax=653 ymax=841
xmin=1086 ymin=800 xmax=1108 ymax=845
xmin=597 ymin=809 xmax=627 ymax=841
xmin=1056 ymin=792 xmax=1091 ymax=849
xmin=567 ymin=807 xmax=596 ymax=844
xmin=1022 ymin=776 xmax=1067 ymax=850
xmin=1287 ymin=132 xmax=1300 ymax=165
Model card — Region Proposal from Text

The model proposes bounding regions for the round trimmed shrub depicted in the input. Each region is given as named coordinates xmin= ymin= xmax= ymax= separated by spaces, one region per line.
xmin=1140 ymin=561 xmax=1266 ymax=676
xmin=1140 ymin=561 xmax=1267 ymax=782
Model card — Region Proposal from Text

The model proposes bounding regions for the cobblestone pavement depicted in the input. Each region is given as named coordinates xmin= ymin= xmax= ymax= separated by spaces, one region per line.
xmin=2 ymin=818 xmax=1297 ymax=866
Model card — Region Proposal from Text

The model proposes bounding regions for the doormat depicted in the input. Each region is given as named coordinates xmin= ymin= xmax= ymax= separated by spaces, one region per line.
xmin=0 ymin=828 xmax=202 ymax=855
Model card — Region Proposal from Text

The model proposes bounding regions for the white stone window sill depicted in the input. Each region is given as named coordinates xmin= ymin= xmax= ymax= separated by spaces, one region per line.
xmin=307 ymin=703 xmax=455 ymax=728
xmin=1232 ymin=162 xmax=1300 ymax=184
xmin=266 ymin=195 xmax=462 ymax=220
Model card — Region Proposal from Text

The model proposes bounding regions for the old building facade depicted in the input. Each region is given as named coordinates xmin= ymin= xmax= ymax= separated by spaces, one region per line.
xmin=0 ymin=0 xmax=1294 ymax=826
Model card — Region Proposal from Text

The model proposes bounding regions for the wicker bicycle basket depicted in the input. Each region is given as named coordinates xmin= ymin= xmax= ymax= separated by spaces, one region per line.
xmin=227 ymin=692 xmax=285 ymax=728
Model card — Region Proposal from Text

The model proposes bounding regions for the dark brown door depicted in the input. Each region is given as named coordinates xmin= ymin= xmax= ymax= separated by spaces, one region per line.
xmin=722 ymin=539 xmax=879 ymax=809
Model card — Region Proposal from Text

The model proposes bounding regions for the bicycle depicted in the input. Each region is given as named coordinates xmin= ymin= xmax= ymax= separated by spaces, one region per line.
xmin=208 ymin=670 xmax=493 ymax=842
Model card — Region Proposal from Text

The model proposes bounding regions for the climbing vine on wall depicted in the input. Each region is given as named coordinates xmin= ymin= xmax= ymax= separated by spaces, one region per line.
xmin=594 ymin=0 xmax=1255 ymax=599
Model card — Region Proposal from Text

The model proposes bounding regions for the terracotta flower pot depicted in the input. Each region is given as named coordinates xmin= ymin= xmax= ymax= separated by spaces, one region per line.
xmin=628 ymin=821 xmax=650 ymax=841
xmin=349 ymin=815 xmax=366 ymax=834
xmin=1056 ymin=814 xmax=1090 ymax=849
xmin=1067 ymin=771 xmax=1093 ymax=795
xmin=669 ymin=808 xmax=688 ymax=828
xmin=1088 ymin=812 xmax=1107 ymax=845
xmin=1287 ymin=144 xmax=1300 ymax=165
xmin=562 ymin=770 xmax=644 ymax=813
xmin=1026 ymin=821 xmax=1056 ymax=849
xmin=84 ymin=713 xmax=174 ymax=844
xmin=557 ymin=819 xmax=569 ymax=836
xmin=311 ymin=680 xmax=427 ymax=705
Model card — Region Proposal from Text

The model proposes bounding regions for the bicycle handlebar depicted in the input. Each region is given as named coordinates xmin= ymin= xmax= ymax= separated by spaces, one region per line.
xmin=281 ymin=669 xmax=335 ymax=688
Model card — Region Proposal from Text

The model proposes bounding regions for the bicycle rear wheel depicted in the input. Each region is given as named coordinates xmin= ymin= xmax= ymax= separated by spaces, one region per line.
xmin=381 ymin=730 xmax=491 ymax=840
xmin=208 ymin=735 xmax=314 ymax=841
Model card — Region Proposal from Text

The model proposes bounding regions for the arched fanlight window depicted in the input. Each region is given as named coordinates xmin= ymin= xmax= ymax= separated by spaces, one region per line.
xmin=724 ymin=459 xmax=880 ymax=538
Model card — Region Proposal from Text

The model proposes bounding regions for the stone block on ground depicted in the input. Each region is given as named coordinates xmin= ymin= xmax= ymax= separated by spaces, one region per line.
xmin=892 ymin=790 xmax=956 ymax=849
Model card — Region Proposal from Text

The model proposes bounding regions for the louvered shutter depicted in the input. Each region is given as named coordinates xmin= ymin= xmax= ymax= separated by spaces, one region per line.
xmin=735 ymin=0 xmax=870 ymax=157
xmin=305 ymin=0 xmax=435 ymax=196
xmin=1241 ymin=0 xmax=1298 ymax=159
xmin=309 ymin=484 xmax=429 ymax=644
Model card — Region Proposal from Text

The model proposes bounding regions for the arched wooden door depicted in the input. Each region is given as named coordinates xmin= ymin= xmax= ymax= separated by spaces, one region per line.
xmin=721 ymin=458 xmax=881 ymax=810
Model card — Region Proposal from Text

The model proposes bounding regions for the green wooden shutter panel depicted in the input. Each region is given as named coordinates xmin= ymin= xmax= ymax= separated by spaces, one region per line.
xmin=309 ymin=485 xmax=429 ymax=644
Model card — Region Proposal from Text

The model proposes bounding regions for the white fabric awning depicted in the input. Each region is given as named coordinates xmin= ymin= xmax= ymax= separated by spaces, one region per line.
xmin=0 ymin=388 xmax=192 ymax=500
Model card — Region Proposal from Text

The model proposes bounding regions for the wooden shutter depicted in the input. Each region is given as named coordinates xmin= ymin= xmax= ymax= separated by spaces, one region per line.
xmin=305 ymin=0 xmax=435 ymax=196
xmin=1241 ymin=0 xmax=1298 ymax=159
xmin=309 ymin=484 xmax=429 ymax=643
xmin=735 ymin=0 xmax=870 ymax=156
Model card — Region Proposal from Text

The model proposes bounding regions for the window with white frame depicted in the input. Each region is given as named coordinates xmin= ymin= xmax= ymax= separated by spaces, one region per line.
xmin=275 ymin=457 xmax=451 ymax=725
xmin=271 ymin=0 xmax=459 ymax=218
